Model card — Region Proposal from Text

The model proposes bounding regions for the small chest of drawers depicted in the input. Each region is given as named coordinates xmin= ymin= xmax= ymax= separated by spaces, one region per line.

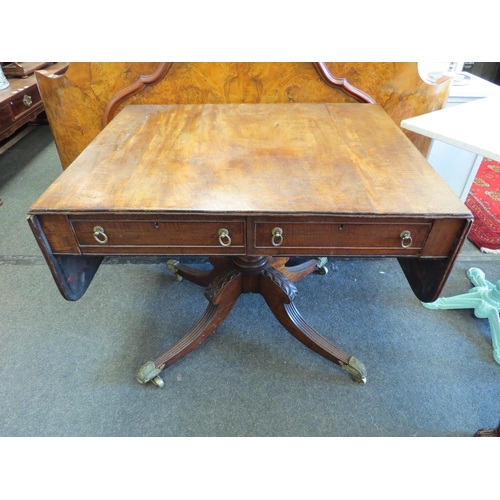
xmin=0 ymin=63 xmax=68 ymax=142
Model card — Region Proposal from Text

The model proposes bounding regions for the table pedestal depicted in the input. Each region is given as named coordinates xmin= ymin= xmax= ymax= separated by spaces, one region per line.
xmin=422 ymin=268 xmax=500 ymax=364
xmin=136 ymin=256 xmax=367 ymax=388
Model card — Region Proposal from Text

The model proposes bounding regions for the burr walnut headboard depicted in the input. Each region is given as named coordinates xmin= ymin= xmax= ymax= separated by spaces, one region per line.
xmin=36 ymin=62 xmax=452 ymax=170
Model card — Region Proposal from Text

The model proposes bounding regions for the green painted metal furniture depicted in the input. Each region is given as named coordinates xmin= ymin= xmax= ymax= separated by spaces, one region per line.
xmin=423 ymin=268 xmax=500 ymax=364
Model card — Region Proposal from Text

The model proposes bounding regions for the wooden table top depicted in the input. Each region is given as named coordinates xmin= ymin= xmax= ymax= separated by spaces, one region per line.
xmin=30 ymin=103 xmax=470 ymax=218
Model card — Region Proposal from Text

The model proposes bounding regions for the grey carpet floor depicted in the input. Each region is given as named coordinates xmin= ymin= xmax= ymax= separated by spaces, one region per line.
xmin=1 ymin=125 xmax=499 ymax=437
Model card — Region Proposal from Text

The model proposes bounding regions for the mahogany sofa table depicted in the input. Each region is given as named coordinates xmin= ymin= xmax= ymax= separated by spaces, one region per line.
xmin=28 ymin=103 xmax=472 ymax=388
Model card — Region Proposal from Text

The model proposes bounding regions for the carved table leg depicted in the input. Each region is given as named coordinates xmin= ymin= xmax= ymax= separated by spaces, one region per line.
xmin=269 ymin=257 xmax=329 ymax=282
xmin=138 ymin=256 xmax=365 ymax=388
xmin=259 ymin=266 xmax=367 ymax=384
xmin=166 ymin=256 xmax=231 ymax=286
xmin=474 ymin=419 xmax=500 ymax=437
xmin=137 ymin=267 xmax=242 ymax=387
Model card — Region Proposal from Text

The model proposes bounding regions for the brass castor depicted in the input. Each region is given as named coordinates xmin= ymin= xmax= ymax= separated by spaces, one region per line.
xmin=150 ymin=376 xmax=165 ymax=388
xmin=136 ymin=361 xmax=165 ymax=388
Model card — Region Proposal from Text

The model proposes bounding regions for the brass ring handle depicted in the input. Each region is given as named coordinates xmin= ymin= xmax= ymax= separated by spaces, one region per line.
xmin=272 ymin=227 xmax=283 ymax=247
xmin=93 ymin=226 xmax=108 ymax=244
xmin=400 ymin=230 xmax=413 ymax=248
xmin=218 ymin=228 xmax=232 ymax=247
xmin=23 ymin=95 xmax=33 ymax=107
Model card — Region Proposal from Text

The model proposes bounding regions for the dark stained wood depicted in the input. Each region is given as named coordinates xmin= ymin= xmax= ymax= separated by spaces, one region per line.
xmin=35 ymin=62 xmax=452 ymax=169
xmin=29 ymin=103 xmax=472 ymax=303
xmin=2 ymin=62 xmax=52 ymax=78
xmin=398 ymin=218 xmax=472 ymax=302
xmin=420 ymin=218 xmax=467 ymax=257
xmin=153 ymin=268 xmax=243 ymax=369
xmin=312 ymin=62 xmax=376 ymax=104
xmin=28 ymin=102 xmax=472 ymax=384
xmin=252 ymin=219 xmax=432 ymax=256
xmin=70 ymin=218 xmax=246 ymax=254
xmin=28 ymin=215 xmax=102 ymax=301
xmin=149 ymin=257 xmax=366 ymax=383
xmin=102 ymin=62 xmax=174 ymax=127
xmin=474 ymin=420 xmax=500 ymax=437
xmin=0 ymin=62 xmax=68 ymax=142
xmin=259 ymin=266 xmax=353 ymax=367
xmin=36 ymin=214 xmax=80 ymax=254
xmin=268 ymin=257 xmax=322 ymax=283
xmin=169 ymin=257 xmax=232 ymax=287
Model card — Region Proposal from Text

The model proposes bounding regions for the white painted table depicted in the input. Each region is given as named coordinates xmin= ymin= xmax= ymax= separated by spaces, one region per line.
xmin=401 ymin=93 xmax=500 ymax=162
xmin=413 ymin=83 xmax=500 ymax=201
xmin=401 ymin=95 xmax=500 ymax=366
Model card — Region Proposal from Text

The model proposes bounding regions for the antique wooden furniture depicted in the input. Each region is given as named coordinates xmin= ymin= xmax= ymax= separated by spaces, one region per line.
xmin=2 ymin=62 xmax=52 ymax=78
xmin=0 ymin=63 xmax=68 ymax=143
xmin=35 ymin=62 xmax=454 ymax=170
xmin=28 ymin=102 xmax=472 ymax=388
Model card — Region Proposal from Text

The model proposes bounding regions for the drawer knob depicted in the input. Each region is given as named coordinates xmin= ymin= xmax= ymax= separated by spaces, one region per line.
xmin=93 ymin=226 xmax=108 ymax=244
xmin=400 ymin=230 xmax=413 ymax=248
xmin=23 ymin=95 xmax=33 ymax=107
xmin=218 ymin=228 xmax=232 ymax=247
xmin=271 ymin=227 xmax=283 ymax=247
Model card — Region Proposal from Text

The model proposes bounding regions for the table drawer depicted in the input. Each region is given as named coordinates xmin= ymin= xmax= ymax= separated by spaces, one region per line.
xmin=69 ymin=218 xmax=246 ymax=254
xmin=252 ymin=220 xmax=432 ymax=255
xmin=9 ymin=86 xmax=42 ymax=118
xmin=0 ymin=103 xmax=14 ymax=123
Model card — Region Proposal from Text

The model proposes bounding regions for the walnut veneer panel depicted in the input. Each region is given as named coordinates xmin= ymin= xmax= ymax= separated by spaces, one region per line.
xmin=36 ymin=62 xmax=452 ymax=169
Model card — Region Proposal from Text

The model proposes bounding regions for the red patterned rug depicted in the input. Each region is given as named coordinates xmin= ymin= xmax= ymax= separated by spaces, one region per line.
xmin=465 ymin=158 xmax=500 ymax=252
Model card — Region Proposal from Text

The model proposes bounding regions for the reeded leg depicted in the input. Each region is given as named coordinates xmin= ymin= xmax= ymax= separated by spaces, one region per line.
xmin=167 ymin=256 xmax=231 ymax=286
xmin=259 ymin=266 xmax=366 ymax=384
xmin=269 ymin=257 xmax=328 ymax=283
xmin=137 ymin=268 xmax=242 ymax=387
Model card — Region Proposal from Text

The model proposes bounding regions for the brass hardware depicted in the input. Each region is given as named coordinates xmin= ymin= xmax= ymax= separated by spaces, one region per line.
xmin=136 ymin=361 xmax=165 ymax=387
xmin=93 ymin=226 xmax=108 ymax=244
xmin=218 ymin=228 xmax=232 ymax=247
xmin=271 ymin=227 xmax=283 ymax=247
xmin=400 ymin=230 xmax=413 ymax=248
xmin=23 ymin=95 xmax=32 ymax=107
xmin=339 ymin=357 xmax=367 ymax=385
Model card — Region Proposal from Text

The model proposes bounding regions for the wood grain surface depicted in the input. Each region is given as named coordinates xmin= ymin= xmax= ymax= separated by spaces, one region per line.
xmin=30 ymin=103 xmax=468 ymax=217
xmin=35 ymin=62 xmax=452 ymax=169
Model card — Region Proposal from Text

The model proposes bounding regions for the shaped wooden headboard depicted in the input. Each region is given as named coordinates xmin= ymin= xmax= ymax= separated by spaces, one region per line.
xmin=36 ymin=62 xmax=452 ymax=169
